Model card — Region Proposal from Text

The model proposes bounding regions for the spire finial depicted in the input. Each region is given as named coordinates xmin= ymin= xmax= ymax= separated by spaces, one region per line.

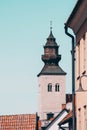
xmin=50 ymin=21 xmax=52 ymax=32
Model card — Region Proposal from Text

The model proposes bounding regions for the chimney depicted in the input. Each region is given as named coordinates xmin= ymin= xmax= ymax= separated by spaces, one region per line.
xmin=47 ymin=112 xmax=54 ymax=120
xmin=62 ymin=104 xmax=66 ymax=110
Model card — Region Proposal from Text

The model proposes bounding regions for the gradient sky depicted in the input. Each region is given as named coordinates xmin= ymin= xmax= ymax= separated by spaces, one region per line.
xmin=0 ymin=0 xmax=76 ymax=115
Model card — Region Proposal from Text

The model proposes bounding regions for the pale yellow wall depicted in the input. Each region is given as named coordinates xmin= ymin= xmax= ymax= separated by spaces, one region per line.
xmin=76 ymin=32 xmax=87 ymax=130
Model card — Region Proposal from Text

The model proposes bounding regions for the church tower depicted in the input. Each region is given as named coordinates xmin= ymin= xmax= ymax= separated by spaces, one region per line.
xmin=37 ymin=27 xmax=66 ymax=120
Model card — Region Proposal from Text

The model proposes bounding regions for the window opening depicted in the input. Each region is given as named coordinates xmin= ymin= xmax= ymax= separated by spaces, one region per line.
xmin=55 ymin=83 xmax=59 ymax=92
xmin=48 ymin=83 xmax=52 ymax=92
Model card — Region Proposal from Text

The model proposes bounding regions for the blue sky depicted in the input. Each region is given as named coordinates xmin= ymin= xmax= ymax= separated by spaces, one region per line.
xmin=0 ymin=0 xmax=76 ymax=115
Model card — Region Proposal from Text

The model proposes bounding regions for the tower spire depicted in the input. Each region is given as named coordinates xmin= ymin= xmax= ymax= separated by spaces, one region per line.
xmin=37 ymin=25 xmax=66 ymax=77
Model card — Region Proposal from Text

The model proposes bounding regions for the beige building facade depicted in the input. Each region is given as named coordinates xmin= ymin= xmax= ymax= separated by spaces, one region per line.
xmin=38 ymin=75 xmax=66 ymax=120
xmin=65 ymin=0 xmax=87 ymax=130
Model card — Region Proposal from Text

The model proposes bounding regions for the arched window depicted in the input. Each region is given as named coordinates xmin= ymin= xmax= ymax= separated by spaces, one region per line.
xmin=55 ymin=83 xmax=59 ymax=92
xmin=48 ymin=83 xmax=52 ymax=92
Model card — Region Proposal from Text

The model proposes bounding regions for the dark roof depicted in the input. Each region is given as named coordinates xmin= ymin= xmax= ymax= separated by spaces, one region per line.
xmin=0 ymin=114 xmax=37 ymax=130
xmin=65 ymin=0 xmax=83 ymax=26
xmin=58 ymin=111 xmax=72 ymax=125
xmin=37 ymin=64 xmax=66 ymax=77
xmin=44 ymin=109 xmax=69 ymax=130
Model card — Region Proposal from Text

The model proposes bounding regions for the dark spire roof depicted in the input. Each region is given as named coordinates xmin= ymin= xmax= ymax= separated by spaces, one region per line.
xmin=45 ymin=30 xmax=57 ymax=47
xmin=48 ymin=30 xmax=55 ymax=39
xmin=45 ymin=21 xmax=57 ymax=47
xmin=37 ymin=64 xmax=66 ymax=77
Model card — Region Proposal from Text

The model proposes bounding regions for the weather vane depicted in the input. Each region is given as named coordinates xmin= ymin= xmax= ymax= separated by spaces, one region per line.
xmin=50 ymin=21 xmax=52 ymax=32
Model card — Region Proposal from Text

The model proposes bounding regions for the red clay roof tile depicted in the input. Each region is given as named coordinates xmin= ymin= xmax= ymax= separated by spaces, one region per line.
xmin=0 ymin=114 xmax=37 ymax=130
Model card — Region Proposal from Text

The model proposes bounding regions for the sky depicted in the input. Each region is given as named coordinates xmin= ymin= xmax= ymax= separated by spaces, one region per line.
xmin=0 ymin=0 xmax=76 ymax=115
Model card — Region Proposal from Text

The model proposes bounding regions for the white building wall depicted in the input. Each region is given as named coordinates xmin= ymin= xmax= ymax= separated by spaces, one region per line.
xmin=66 ymin=102 xmax=72 ymax=111
xmin=45 ymin=111 xmax=68 ymax=130
xmin=38 ymin=75 xmax=66 ymax=120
